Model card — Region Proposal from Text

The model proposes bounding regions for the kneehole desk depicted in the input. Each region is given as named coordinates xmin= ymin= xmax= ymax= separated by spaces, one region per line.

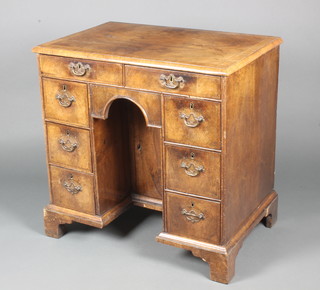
xmin=33 ymin=22 xmax=282 ymax=284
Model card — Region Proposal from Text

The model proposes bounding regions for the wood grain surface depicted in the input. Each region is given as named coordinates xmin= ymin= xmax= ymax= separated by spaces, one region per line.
xmin=33 ymin=22 xmax=282 ymax=75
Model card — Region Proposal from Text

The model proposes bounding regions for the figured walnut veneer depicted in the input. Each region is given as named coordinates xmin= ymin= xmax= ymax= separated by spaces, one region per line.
xmin=33 ymin=22 xmax=282 ymax=284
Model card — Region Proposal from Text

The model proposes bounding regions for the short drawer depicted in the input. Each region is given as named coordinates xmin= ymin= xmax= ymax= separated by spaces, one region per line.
xmin=49 ymin=165 xmax=95 ymax=215
xmin=46 ymin=123 xmax=92 ymax=172
xmin=164 ymin=96 xmax=221 ymax=149
xmin=165 ymin=191 xmax=221 ymax=244
xmin=125 ymin=65 xmax=221 ymax=99
xmin=42 ymin=78 xmax=89 ymax=127
xmin=39 ymin=55 xmax=123 ymax=85
xmin=90 ymin=85 xmax=161 ymax=127
xmin=165 ymin=145 xmax=220 ymax=199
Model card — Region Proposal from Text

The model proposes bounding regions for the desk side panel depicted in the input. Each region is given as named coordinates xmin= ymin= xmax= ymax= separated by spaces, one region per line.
xmin=222 ymin=47 xmax=280 ymax=243
xmin=92 ymin=102 xmax=132 ymax=214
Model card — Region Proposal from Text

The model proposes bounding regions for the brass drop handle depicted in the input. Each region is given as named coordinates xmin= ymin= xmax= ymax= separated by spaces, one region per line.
xmin=62 ymin=174 xmax=82 ymax=194
xmin=181 ymin=209 xmax=205 ymax=223
xmin=69 ymin=61 xmax=91 ymax=76
xmin=55 ymin=85 xmax=75 ymax=108
xmin=180 ymin=152 xmax=205 ymax=177
xmin=58 ymin=130 xmax=78 ymax=152
xmin=179 ymin=112 xmax=204 ymax=128
xmin=181 ymin=161 xmax=205 ymax=177
xmin=159 ymin=73 xmax=185 ymax=89
xmin=179 ymin=102 xmax=204 ymax=128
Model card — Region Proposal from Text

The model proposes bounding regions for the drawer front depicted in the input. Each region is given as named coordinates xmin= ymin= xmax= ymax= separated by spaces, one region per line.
xmin=46 ymin=123 xmax=92 ymax=172
xmin=91 ymin=85 xmax=161 ymax=127
xmin=49 ymin=165 xmax=95 ymax=214
xmin=165 ymin=192 xmax=220 ymax=244
xmin=165 ymin=145 xmax=220 ymax=199
xmin=125 ymin=65 xmax=221 ymax=99
xmin=39 ymin=55 xmax=123 ymax=85
xmin=42 ymin=78 xmax=89 ymax=127
xmin=164 ymin=96 xmax=221 ymax=149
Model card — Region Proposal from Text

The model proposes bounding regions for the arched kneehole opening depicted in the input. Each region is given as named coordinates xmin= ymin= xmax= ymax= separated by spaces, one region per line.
xmin=93 ymin=99 xmax=162 ymax=214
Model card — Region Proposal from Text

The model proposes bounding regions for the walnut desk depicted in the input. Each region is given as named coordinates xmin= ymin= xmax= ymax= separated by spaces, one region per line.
xmin=32 ymin=22 xmax=282 ymax=284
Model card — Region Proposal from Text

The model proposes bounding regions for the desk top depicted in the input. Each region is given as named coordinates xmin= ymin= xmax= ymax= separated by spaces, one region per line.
xmin=33 ymin=22 xmax=282 ymax=75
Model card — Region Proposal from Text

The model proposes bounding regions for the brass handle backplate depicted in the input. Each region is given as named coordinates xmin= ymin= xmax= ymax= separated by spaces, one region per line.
xmin=180 ymin=152 xmax=205 ymax=177
xmin=69 ymin=62 xmax=91 ymax=76
xmin=181 ymin=161 xmax=205 ymax=177
xmin=55 ymin=85 xmax=75 ymax=108
xmin=179 ymin=112 xmax=204 ymax=128
xmin=58 ymin=130 xmax=78 ymax=152
xmin=179 ymin=102 xmax=204 ymax=128
xmin=181 ymin=209 xmax=205 ymax=223
xmin=159 ymin=73 xmax=185 ymax=89
xmin=62 ymin=174 xmax=82 ymax=194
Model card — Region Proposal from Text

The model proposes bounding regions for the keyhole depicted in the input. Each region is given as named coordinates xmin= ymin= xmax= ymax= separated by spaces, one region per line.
xmin=190 ymin=152 xmax=195 ymax=159
xmin=191 ymin=202 xmax=194 ymax=207
xmin=190 ymin=103 xmax=194 ymax=109
xmin=62 ymin=84 xmax=67 ymax=91
xmin=137 ymin=144 xmax=142 ymax=151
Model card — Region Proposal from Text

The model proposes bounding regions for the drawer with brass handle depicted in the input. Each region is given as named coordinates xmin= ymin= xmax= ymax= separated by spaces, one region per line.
xmin=164 ymin=96 xmax=221 ymax=150
xmin=42 ymin=78 xmax=89 ymax=127
xmin=165 ymin=145 xmax=221 ymax=199
xmin=46 ymin=122 xmax=92 ymax=172
xmin=125 ymin=65 xmax=221 ymax=99
xmin=49 ymin=165 xmax=95 ymax=215
xmin=39 ymin=55 xmax=123 ymax=85
xmin=165 ymin=191 xmax=221 ymax=244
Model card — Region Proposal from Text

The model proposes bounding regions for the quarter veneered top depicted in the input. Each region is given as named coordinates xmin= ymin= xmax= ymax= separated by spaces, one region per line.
xmin=32 ymin=22 xmax=282 ymax=75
